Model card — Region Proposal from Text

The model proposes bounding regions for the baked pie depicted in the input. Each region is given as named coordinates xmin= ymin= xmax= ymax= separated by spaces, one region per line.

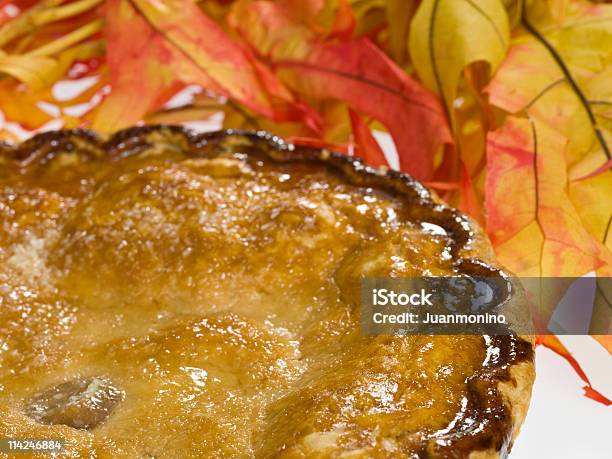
xmin=0 ymin=126 xmax=534 ymax=458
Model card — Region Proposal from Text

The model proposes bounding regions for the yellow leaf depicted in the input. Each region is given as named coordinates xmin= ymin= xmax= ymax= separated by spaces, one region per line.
xmin=0 ymin=0 xmax=102 ymax=48
xmin=569 ymin=173 xmax=612 ymax=247
xmin=348 ymin=0 xmax=386 ymax=38
xmin=409 ymin=0 xmax=509 ymax=122
xmin=0 ymin=53 xmax=56 ymax=89
xmin=488 ymin=0 xmax=612 ymax=175
xmin=488 ymin=0 xmax=612 ymax=283
xmin=385 ymin=0 xmax=418 ymax=64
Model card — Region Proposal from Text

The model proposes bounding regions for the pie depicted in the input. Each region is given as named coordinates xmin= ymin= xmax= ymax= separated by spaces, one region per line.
xmin=0 ymin=126 xmax=535 ymax=458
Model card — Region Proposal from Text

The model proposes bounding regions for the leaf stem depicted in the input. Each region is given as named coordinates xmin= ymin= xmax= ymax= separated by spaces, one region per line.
xmin=34 ymin=0 xmax=103 ymax=25
xmin=0 ymin=0 xmax=102 ymax=48
xmin=27 ymin=20 xmax=104 ymax=57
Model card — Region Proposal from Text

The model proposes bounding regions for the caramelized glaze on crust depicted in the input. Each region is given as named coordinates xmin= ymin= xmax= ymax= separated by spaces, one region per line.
xmin=0 ymin=126 xmax=534 ymax=458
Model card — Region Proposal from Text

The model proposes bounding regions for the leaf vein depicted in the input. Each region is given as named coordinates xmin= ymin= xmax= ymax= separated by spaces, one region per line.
xmin=524 ymin=78 xmax=565 ymax=109
xmin=428 ymin=0 xmax=449 ymax=119
xmin=462 ymin=0 xmax=506 ymax=49
xmin=273 ymin=60 xmax=442 ymax=116
xmin=522 ymin=0 xmax=611 ymax=160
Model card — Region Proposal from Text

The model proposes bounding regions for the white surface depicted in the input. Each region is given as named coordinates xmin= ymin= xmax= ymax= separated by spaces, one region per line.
xmin=512 ymin=336 xmax=611 ymax=458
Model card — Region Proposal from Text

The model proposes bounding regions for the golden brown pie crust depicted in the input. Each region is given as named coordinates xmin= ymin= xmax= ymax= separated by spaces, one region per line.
xmin=0 ymin=126 xmax=534 ymax=458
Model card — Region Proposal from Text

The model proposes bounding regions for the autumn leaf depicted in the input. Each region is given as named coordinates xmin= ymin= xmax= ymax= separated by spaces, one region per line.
xmin=486 ymin=115 xmax=612 ymax=368
xmin=409 ymin=0 xmax=510 ymax=122
xmin=0 ymin=0 xmax=103 ymax=90
xmin=408 ymin=0 xmax=510 ymax=209
xmin=489 ymin=3 xmax=611 ymax=171
xmin=482 ymin=0 xmax=612 ymax=400
xmin=0 ymin=26 xmax=102 ymax=90
xmin=0 ymin=51 xmax=107 ymax=132
xmin=230 ymin=0 xmax=451 ymax=179
xmin=385 ymin=0 xmax=418 ymax=65
xmin=93 ymin=0 xmax=315 ymax=132
xmin=488 ymin=0 xmax=612 ymax=190
xmin=486 ymin=115 xmax=610 ymax=277
xmin=348 ymin=109 xmax=388 ymax=168
xmin=486 ymin=0 xmax=612 ymax=361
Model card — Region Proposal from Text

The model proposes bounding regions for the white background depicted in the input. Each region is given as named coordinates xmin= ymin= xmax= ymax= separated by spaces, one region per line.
xmin=512 ymin=336 xmax=611 ymax=458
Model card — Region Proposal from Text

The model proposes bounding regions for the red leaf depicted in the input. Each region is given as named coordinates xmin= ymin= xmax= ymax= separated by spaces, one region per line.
xmin=275 ymin=38 xmax=451 ymax=180
xmin=348 ymin=109 xmax=388 ymax=168
xmin=536 ymin=335 xmax=611 ymax=406
xmin=228 ymin=1 xmax=451 ymax=179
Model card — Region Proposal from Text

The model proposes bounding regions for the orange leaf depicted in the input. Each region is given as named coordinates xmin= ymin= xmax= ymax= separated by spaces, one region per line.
xmin=485 ymin=4 xmax=612 ymax=400
xmin=487 ymin=1 xmax=612 ymax=184
xmin=0 ymin=79 xmax=52 ymax=129
xmin=93 ymin=0 xmax=313 ymax=132
xmin=230 ymin=1 xmax=451 ymax=180
xmin=348 ymin=109 xmax=388 ymax=168
xmin=485 ymin=116 xmax=610 ymax=277
xmin=536 ymin=335 xmax=611 ymax=406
